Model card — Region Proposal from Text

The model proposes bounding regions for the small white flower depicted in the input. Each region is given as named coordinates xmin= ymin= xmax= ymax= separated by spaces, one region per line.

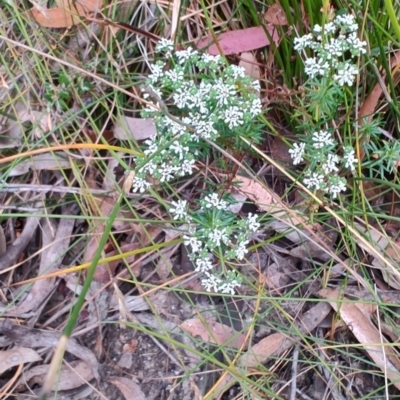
xmin=165 ymin=68 xmax=184 ymax=83
xmin=132 ymin=176 xmax=151 ymax=193
xmin=163 ymin=117 xmax=187 ymax=135
xmin=312 ymin=130 xmax=335 ymax=149
xmin=175 ymin=47 xmax=198 ymax=64
xmin=294 ymin=33 xmax=313 ymax=51
xmin=343 ymin=147 xmax=358 ymax=172
xmin=249 ymin=98 xmax=262 ymax=117
xmin=234 ymin=240 xmax=249 ymax=260
xmin=195 ymin=257 xmax=213 ymax=272
xmin=208 ymin=228 xmax=229 ymax=246
xmin=303 ymin=172 xmax=325 ymax=190
xmin=202 ymin=193 xmax=228 ymax=210
xmin=313 ymin=24 xmax=322 ymax=33
xmin=143 ymin=137 xmax=158 ymax=157
xmin=139 ymin=161 xmax=157 ymax=175
xmin=169 ymin=200 xmax=189 ymax=220
xmin=246 ymin=213 xmax=260 ymax=232
xmin=289 ymin=142 xmax=306 ymax=165
xmin=192 ymin=118 xmax=218 ymax=139
xmin=170 ymin=141 xmax=189 ymax=160
xmin=200 ymin=53 xmax=222 ymax=65
xmin=252 ymin=80 xmax=261 ymax=91
xmin=188 ymin=92 xmax=208 ymax=114
xmin=173 ymin=84 xmax=194 ymax=109
xmin=223 ymin=106 xmax=244 ymax=128
xmin=217 ymin=279 xmax=241 ymax=295
xmin=155 ymin=38 xmax=174 ymax=54
xmin=183 ymin=235 xmax=203 ymax=253
xmin=333 ymin=63 xmax=359 ymax=86
xmin=215 ymin=80 xmax=236 ymax=107
xmin=324 ymin=37 xmax=346 ymax=58
xmin=198 ymin=80 xmax=213 ymax=96
xmin=202 ymin=273 xmax=223 ymax=292
xmin=229 ymin=65 xmax=246 ymax=79
xmin=326 ymin=177 xmax=347 ymax=198
xmin=346 ymin=32 xmax=367 ymax=55
xmin=321 ymin=153 xmax=340 ymax=174
xmin=334 ymin=14 xmax=358 ymax=32
xmin=159 ymin=163 xmax=177 ymax=182
xmin=148 ymin=62 xmax=166 ymax=83
xmin=304 ymin=57 xmax=330 ymax=78
xmin=176 ymin=158 xmax=196 ymax=176
xmin=324 ymin=22 xmax=337 ymax=34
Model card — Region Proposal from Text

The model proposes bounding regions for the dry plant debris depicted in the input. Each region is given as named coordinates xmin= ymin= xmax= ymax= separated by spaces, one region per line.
xmin=1 ymin=1 xmax=400 ymax=399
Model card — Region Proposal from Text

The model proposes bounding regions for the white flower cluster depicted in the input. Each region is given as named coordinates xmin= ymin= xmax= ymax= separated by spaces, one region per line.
xmin=289 ymin=130 xmax=358 ymax=198
xmin=169 ymin=197 xmax=260 ymax=294
xmin=132 ymin=39 xmax=263 ymax=192
xmin=294 ymin=14 xmax=366 ymax=86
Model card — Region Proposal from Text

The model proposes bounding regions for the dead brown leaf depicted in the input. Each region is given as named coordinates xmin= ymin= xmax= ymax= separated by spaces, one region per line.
xmin=234 ymin=175 xmax=273 ymax=210
xmin=235 ymin=174 xmax=334 ymax=259
xmin=196 ymin=26 xmax=279 ymax=55
xmin=0 ymin=320 xmax=99 ymax=381
xmin=354 ymin=222 xmax=400 ymax=290
xmin=227 ymin=191 xmax=247 ymax=214
xmin=211 ymin=302 xmax=331 ymax=397
xmin=264 ymin=3 xmax=288 ymax=26
xmin=359 ymin=52 xmax=400 ymax=122
xmin=238 ymin=52 xmax=260 ymax=80
xmin=8 ymin=152 xmax=73 ymax=176
xmin=239 ymin=302 xmax=330 ymax=368
xmin=114 ymin=116 xmax=157 ymax=141
xmin=0 ymin=214 xmax=41 ymax=272
xmin=6 ymin=215 xmax=75 ymax=316
xmin=30 ymin=0 xmax=102 ymax=28
xmin=269 ymin=133 xmax=299 ymax=168
xmin=180 ymin=318 xmax=248 ymax=350
xmin=2 ymin=101 xmax=50 ymax=147
xmin=319 ymin=287 xmax=400 ymax=390
xmin=0 ymin=348 xmax=42 ymax=375
xmin=263 ymin=261 xmax=292 ymax=292
xmin=358 ymin=51 xmax=400 ymax=158
xmin=108 ymin=377 xmax=147 ymax=400
xmin=16 ymin=360 xmax=94 ymax=392
xmin=235 ymin=175 xmax=313 ymax=235
xmin=155 ymin=230 xmax=180 ymax=280
xmin=374 ymin=237 xmax=400 ymax=290
xmin=239 ymin=332 xmax=286 ymax=368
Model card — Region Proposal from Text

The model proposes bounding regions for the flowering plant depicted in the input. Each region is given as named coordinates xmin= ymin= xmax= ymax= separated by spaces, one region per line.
xmin=132 ymin=40 xmax=263 ymax=293
xmin=170 ymin=196 xmax=260 ymax=294
xmin=132 ymin=39 xmax=263 ymax=193
xmin=289 ymin=14 xmax=366 ymax=198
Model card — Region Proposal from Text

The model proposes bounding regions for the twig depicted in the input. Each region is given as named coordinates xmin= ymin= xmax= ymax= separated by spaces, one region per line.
xmin=289 ymin=346 xmax=299 ymax=400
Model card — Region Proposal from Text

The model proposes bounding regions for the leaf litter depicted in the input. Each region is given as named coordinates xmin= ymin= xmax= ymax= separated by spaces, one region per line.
xmin=2 ymin=1 xmax=400 ymax=399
